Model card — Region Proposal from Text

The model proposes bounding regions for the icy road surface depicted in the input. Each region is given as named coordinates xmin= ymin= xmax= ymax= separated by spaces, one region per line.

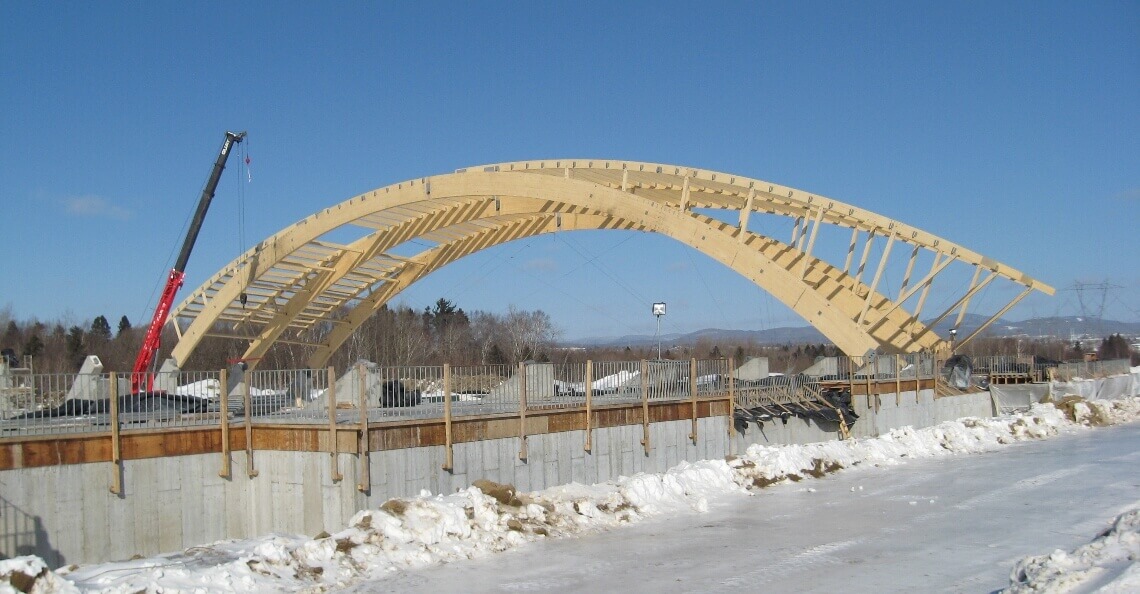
xmin=373 ymin=422 xmax=1140 ymax=593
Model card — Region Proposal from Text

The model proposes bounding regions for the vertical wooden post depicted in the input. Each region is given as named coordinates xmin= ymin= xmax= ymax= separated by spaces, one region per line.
xmin=584 ymin=360 xmax=593 ymax=452
xmin=327 ymin=365 xmax=342 ymax=482
xmin=442 ymin=363 xmax=454 ymax=471
xmin=640 ymin=359 xmax=650 ymax=456
xmin=518 ymin=362 xmax=528 ymax=460
xmin=688 ymin=358 xmax=698 ymax=444
xmin=218 ymin=367 xmax=231 ymax=479
xmin=109 ymin=373 xmax=122 ymax=495
xmin=356 ymin=363 xmax=370 ymax=492
xmin=866 ymin=358 xmax=876 ymax=412
xmin=727 ymin=357 xmax=736 ymax=456
xmin=848 ymin=355 xmax=856 ymax=407
xmin=895 ymin=355 xmax=902 ymax=406
xmin=244 ymin=372 xmax=258 ymax=478
xmin=916 ymin=355 xmax=921 ymax=404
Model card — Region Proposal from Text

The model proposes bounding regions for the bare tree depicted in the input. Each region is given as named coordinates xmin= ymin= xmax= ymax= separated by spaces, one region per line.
xmin=503 ymin=305 xmax=560 ymax=363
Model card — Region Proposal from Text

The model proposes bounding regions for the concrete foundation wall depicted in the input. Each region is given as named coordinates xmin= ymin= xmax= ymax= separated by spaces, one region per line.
xmin=2 ymin=388 xmax=998 ymax=567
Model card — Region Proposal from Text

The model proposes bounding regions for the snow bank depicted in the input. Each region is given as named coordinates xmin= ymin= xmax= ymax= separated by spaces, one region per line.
xmin=0 ymin=556 xmax=78 ymax=594
xmin=17 ymin=395 xmax=1140 ymax=593
xmin=1003 ymin=505 xmax=1140 ymax=593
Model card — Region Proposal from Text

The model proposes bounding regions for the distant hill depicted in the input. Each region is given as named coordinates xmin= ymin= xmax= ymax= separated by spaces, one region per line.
xmin=563 ymin=315 xmax=1140 ymax=348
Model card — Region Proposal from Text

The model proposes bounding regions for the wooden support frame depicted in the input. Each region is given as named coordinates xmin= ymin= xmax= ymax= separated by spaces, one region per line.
xmin=855 ymin=230 xmax=876 ymax=286
xmin=844 ymin=228 xmax=859 ymax=275
xmin=169 ymin=161 xmax=1054 ymax=364
xmin=355 ymin=363 xmax=370 ymax=492
xmin=688 ymin=358 xmax=699 ymax=443
xmin=518 ymin=361 xmax=528 ymax=461
xmin=639 ymin=359 xmax=651 ymax=456
xmin=920 ymin=270 xmax=998 ymax=346
xmin=442 ymin=363 xmax=454 ymax=472
xmin=859 ymin=232 xmax=895 ymax=323
xmin=679 ymin=175 xmax=691 ymax=210
xmin=801 ymin=206 xmax=825 ymax=278
xmin=327 ymin=365 xmax=341 ymax=482
xmin=218 ymin=368 xmax=231 ymax=479
xmin=584 ymin=359 xmax=594 ymax=452
xmin=244 ymin=375 xmax=258 ymax=478
xmin=738 ymin=188 xmax=755 ymax=241
xmin=956 ymin=286 xmax=1035 ymax=350
xmin=109 ymin=373 xmax=122 ymax=495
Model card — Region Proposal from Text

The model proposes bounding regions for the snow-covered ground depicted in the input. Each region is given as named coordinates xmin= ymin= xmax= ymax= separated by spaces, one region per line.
xmin=3 ymin=390 xmax=1139 ymax=593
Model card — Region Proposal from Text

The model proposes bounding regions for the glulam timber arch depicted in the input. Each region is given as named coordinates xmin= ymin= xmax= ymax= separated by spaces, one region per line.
xmin=169 ymin=160 xmax=1054 ymax=369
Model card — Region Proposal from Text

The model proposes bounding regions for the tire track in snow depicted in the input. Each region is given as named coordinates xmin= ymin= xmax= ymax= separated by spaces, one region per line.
xmin=953 ymin=465 xmax=1089 ymax=510
xmin=692 ymin=537 xmax=865 ymax=593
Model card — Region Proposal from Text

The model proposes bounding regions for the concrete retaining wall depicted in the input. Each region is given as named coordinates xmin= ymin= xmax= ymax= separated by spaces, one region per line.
xmin=2 ymin=387 xmax=1000 ymax=566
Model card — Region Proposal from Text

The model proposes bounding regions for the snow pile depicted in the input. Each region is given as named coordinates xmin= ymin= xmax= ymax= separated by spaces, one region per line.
xmin=0 ymin=556 xmax=78 ymax=594
xmin=57 ymin=461 xmax=735 ymax=593
xmin=13 ymin=395 xmax=1140 ymax=593
xmin=1003 ymin=505 xmax=1140 ymax=593
xmin=728 ymin=397 xmax=1140 ymax=489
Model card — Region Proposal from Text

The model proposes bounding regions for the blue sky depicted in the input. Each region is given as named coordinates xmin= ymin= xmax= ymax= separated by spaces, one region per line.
xmin=1 ymin=2 xmax=1137 ymax=341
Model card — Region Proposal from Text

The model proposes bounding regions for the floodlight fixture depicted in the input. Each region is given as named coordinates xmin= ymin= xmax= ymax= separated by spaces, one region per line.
xmin=652 ymin=302 xmax=666 ymax=359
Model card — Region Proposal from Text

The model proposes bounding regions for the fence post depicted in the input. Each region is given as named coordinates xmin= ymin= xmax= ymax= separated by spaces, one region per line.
xmin=584 ymin=359 xmax=593 ymax=452
xmin=518 ymin=361 xmax=528 ymax=461
xmin=327 ymin=365 xmax=342 ymax=482
xmin=442 ymin=363 xmax=453 ymax=472
xmin=219 ymin=367 xmax=231 ymax=479
xmin=848 ymin=356 xmax=856 ymax=407
xmin=640 ymin=359 xmax=650 ymax=456
xmin=727 ymin=357 xmax=735 ymax=456
xmin=244 ymin=372 xmax=258 ymax=478
xmin=689 ymin=358 xmax=698 ymax=444
xmin=866 ymin=358 xmax=876 ymax=412
xmin=109 ymin=373 xmax=122 ymax=495
xmin=916 ymin=354 xmax=922 ymax=403
xmin=895 ymin=354 xmax=901 ymax=406
xmin=356 ymin=363 xmax=370 ymax=493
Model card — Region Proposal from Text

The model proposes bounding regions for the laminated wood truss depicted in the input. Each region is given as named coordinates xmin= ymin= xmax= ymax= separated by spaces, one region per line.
xmin=169 ymin=160 xmax=1053 ymax=368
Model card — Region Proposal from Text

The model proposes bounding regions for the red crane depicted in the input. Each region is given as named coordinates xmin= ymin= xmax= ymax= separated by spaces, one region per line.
xmin=131 ymin=131 xmax=246 ymax=393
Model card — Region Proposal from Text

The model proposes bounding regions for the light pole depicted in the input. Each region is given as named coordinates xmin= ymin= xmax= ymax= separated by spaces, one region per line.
xmin=652 ymin=302 xmax=666 ymax=360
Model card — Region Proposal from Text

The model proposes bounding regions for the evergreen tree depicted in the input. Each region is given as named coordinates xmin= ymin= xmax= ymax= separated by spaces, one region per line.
xmin=22 ymin=334 xmax=44 ymax=359
xmin=90 ymin=315 xmax=112 ymax=341
xmin=1097 ymin=334 xmax=1130 ymax=361
xmin=117 ymin=315 xmax=132 ymax=337
xmin=3 ymin=320 xmax=21 ymax=350
xmin=67 ymin=326 xmax=85 ymax=364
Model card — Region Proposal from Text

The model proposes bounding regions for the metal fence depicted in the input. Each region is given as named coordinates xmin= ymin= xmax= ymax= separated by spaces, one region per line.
xmin=2 ymin=355 xmax=1130 ymax=438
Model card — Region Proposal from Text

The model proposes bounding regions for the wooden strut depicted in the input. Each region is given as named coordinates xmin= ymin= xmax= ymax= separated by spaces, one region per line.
xmin=584 ymin=360 xmax=593 ymax=452
xmin=640 ymin=359 xmax=651 ymax=456
xmin=518 ymin=361 xmax=528 ymax=461
xmin=244 ymin=375 xmax=258 ymax=478
xmin=442 ymin=363 xmax=453 ymax=472
xmin=109 ymin=373 xmax=122 ymax=494
xmin=689 ymin=358 xmax=698 ymax=444
xmin=327 ymin=365 xmax=341 ymax=482
xmin=218 ymin=368 xmax=231 ymax=479
xmin=356 ymin=363 xmax=370 ymax=492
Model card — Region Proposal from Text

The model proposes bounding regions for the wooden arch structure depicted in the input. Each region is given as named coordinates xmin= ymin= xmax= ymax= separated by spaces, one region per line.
xmin=169 ymin=160 xmax=1053 ymax=369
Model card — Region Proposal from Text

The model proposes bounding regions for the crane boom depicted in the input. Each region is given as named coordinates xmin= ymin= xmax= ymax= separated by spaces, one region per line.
xmin=131 ymin=131 xmax=246 ymax=392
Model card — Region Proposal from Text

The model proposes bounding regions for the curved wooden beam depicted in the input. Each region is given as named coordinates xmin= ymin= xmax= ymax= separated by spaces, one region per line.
xmin=170 ymin=161 xmax=1053 ymax=367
